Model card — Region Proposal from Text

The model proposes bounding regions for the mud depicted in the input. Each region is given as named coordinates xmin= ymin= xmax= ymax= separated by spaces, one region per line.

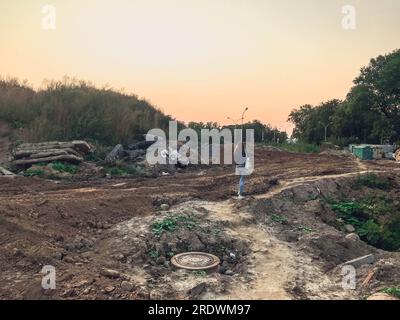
xmin=1 ymin=148 xmax=399 ymax=299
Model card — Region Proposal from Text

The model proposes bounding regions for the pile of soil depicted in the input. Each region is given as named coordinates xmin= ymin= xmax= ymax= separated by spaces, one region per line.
xmin=102 ymin=204 xmax=252 ymax=299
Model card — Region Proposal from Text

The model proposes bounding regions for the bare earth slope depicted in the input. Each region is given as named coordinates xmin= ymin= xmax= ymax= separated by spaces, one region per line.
xmin=0 ymin=148 xmax=399 ymax=299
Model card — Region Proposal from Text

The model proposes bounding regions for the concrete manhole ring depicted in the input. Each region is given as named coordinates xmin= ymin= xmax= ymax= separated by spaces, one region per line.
xmin=171 ymin=252 xmax=221 ymax=271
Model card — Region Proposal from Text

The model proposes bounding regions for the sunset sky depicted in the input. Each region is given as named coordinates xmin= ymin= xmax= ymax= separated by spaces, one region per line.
xmin=1 ymin=0 xmax=399 ymax=132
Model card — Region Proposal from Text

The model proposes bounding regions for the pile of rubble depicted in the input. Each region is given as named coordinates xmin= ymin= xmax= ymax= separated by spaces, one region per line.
xmin=12 ymin=141 xmax=92 ymax=169
xmin=105 ymin=139 xmax=191 ymax=168
xmin=104 ymin=141 xmax=153 ymax=165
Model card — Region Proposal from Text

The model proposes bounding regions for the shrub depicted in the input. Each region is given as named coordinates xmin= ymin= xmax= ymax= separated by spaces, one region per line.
xmin=330 ymin=199 xmax=400 ymax=251
xmin=354 ymin=173 xmax=391 ymax=190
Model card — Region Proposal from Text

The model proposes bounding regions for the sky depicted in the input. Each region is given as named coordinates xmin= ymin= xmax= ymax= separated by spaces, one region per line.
xmin=0 ymin=0 xmax=399 ymax=132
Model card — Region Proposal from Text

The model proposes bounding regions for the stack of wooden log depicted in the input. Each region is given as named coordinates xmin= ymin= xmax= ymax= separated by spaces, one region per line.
xmin=0 ymin=166 xmax=15 ymax=177
xmin=12 ymin=141 xmax=92 ymax=168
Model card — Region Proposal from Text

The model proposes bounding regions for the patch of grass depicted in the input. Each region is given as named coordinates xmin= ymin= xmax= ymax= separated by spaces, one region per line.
xmin=52 ymin=162 xmax=79 ymax=174
xmin=382 ymin=287 xmax=400 ymax=298
xmin=208 ymin=226 xmax=223 ymax=236
xmin=270 ymin=214 xmax=288 ymax=225
xmin=149 ymin=250 xmax=159 ymax=259
xmin=296 ymin=225 xmax=314 ymax=233
xmin=23 ymin=168 xmax=45 ymax=177
xmin=354 ymin=173 xmax=391 ymax=190
xmin=152 ymin=214 xmax=197 ymax=236
xmin=152 ymin=217 xmax=177 ymax=236
xmin=272 ymin=142 xmax=320 ymax=154
xmin=191 ymin=270 xmax=207 ymax=277
xmin=106 ymin=163 xmax=145 ymax=177
xmin=166 ymin=251 xmax=175 ymax=258
xmin=175 ymin=215 xmax=197 ymax=230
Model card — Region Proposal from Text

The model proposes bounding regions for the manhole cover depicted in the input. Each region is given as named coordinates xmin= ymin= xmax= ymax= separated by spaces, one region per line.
xmin=171 ymin=252 xmax=220 ymax=271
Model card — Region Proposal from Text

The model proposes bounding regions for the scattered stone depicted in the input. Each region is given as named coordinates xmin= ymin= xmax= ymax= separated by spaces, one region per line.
xmin=63 ymin=256 xmax=75 ymax=263
xmin=187 ymin=282 xmax=207 ymax=300
xmin=345 ymin=233 xmax=360 ymax=241
xmin=225 ymin=270 xmax=234 ymax=276
xmin=115 ymin=254 xmax=125 ymax=261
xmin=104 ymin=285 xmax=115 ymax=294
xmin=280 ymin=230 xmax=299 ymax=242
xmin=12 ymin=248 xmax=23 ymax=257
xmin=367 ymin=293 xmax=399 ymax=300
xmin=342 ymin=254 xmax=375 ymax=268
xmin=160 ymin=204 xmax=170 ymax=211
xmin=121 ymin=281 xmax=134 ymax=292
xmin=344 ymin=224 xmax=355 ymax=233
xmin=100 ymin=269 xmax=120 ymax=279
xmin=71 ymin=279 xmax=91 ymax=288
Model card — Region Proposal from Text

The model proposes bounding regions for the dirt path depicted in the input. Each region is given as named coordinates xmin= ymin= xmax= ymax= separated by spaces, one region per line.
xmin=254 ymin=168 xmax=400 ymax=200
xmin=180 ymin=198 xmax=356 ymax=300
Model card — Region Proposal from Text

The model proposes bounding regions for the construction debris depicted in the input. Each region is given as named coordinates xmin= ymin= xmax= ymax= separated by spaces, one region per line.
xmin=342 ymin=254 xmax=375 ymax=268
xmin=395 ymin=149 xmax=400 ymax=162
xmin=12 ymin=141 xmax=92 ymax=168
xmin=0 ymin=166 xmax=15 ymax=177
xmin=105 ymin=139 xmax=190 ymax=168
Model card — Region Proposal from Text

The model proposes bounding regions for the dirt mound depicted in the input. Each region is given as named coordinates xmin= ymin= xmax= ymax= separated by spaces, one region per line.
xmin=103 ymin=203 xmax=251 ymax=299
xmin=298 ymin=233 xmax=376 ymax=271
xmin=1 ymin=147 xmax=399 ymax=300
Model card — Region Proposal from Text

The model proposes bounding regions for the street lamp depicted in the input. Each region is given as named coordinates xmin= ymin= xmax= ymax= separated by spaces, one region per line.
xmin=227 ymin=107 xmax=249 ymax=144
xmin=241 ymin=107 xmax=248 ymax=129
xmin=320 ymin=121 xmax=331 ymax=142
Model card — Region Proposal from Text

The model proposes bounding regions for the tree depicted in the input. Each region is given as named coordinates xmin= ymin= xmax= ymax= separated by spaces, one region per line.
xmin=288 ymin=49 xmax=400 ymax=145
xmin=354 ymin=49 xmax=400 ymax=138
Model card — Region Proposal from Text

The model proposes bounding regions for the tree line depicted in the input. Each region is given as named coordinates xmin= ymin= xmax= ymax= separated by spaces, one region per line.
xmin=288 ymin=49 xmax=400 ymax=146
xmin=0 ymin=77 xmax=286 ymax=146
xmin=188 ymin=120 xmax=287 ymax=144
xmin=0 ymin=77 xmax=174 ymax=146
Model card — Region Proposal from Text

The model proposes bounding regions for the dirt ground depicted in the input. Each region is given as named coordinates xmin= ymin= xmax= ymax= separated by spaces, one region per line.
xmin=1 ymin=147 xmax=399 ymax=300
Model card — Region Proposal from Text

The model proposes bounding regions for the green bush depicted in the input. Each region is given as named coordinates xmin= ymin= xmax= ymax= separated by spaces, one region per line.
xmin=330 ymin=199 xmax=400 ymax=251
xmin=358 ymin=220 xmax=381 ymax=246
